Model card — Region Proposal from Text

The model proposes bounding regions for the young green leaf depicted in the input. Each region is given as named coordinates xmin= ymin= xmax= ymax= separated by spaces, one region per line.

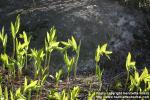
xmin=71 ymin=36 xmax=77 ymax=51
xmin=50 ymin=26 xmax=56 ymax=41
xmin=41 ymin=74 xmax=48 ymax=86
xmin=54 ymin=90 xmax=68 ymax=100
xmin=100 ymin=43 xmax=107 ymax=53
xmin=15 ymin=15 xmax=20 ymax=34
xmin=126 ymin=52 xmax=136 ymax=71
xmin=140 ymin=67 xmax=149 ymax=80
xmin=135 ymin=71 xmax=140 ymax=84
xmin=95 ymin=45 xmax=100 ymax=62
xmin=64 ymin=52 xmax=70 ymax=67
xmin=88 ymin=92 xmax=96 ymax=100
xmin=10 ymin=91 xmax=14 ymax=100
xmin=11 ymin=22 xmax=15 ymax=39
xmin=0 ymin=27 xmax=4 ymax=40
xmin=55 ymin=69 xmax=63 ymax=83
xmin=16 ymin=88 xmax=21 ymax=97
xmin=0 ymin=84 xmax=3 ymax=97
xmin=15 ymin=88 xmax=26 ymax=100
xmin=95 ymin=43 xmax=112 ymax=63
xmin=61 ymin=41 xmax=71 ymax=47
xmin=4 ymin=87 xmax=8 ymax=100
xmin=0 ymin=53 xmax=8 ymax=65
xmin=70 ymin=86 xmax=80 ymax=100
xmin=24 ymin=80 xmax=39 ymax=93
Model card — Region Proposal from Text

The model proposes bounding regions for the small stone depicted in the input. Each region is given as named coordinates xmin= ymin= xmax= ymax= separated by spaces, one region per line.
xmin=129 ymin=21 xmax=136 ymax=26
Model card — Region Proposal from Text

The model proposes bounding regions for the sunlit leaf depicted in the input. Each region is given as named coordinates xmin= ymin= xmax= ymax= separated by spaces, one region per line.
xmin=11 ymin=22 xmax=15 ymax=39
xmin=135 ymin=71 xmax=140 ymax=84
xmin=126 ymin=52 xmax=136 ymax=71
xmin=24 ymin=77 xmax=27 ymax=89
xmin=50 ymin=27 xmax=56 ymax=41
xmin=10 ymin=90 xmax=14 ymax=100
xmin=71 ymin=36 xmax=77 ymax=51
xmin=140 ymin=67 xmax=149 ymax=80
xmin=100 ymin=43 xmax=107 ymax=53
xmin=64 ymin=52 xmax=69 ymax=66
xmin=71 ymin=86 xmax=80 ymax=100
xmin=0 ymin=84 xmax=3 ymax=97
xmin=24 ymin=80 xmax=38 ymax=92
xmin=61 ymin=41 xmax=71 ymax=47
xmin=4 ymin=87 xmax=8 ymax=100
xmin=55 ymin=69 xmax=63 ymax=82
xmin=16 ymin=88 xmax=21 ymax=97
xmin=41 ymin=74 xmax=48 ymax=85
xmin=15 ymin=15 xmax=20 ymax=34
xmin=95 ymin=45 xmax=100 ymax=62
xmin=88 ymin=92 xmax=96 ymax=100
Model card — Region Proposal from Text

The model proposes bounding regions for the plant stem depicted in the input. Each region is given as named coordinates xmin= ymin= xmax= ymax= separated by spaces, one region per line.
xmin=47 ymin=53 xmax=51 ymax=71
xmin=44 ymin=52 xmax=48 ymax=67
xmin=74 ymin=40 xmax=81 ymax=80
xmin=4 ymin=46 xmax=6 ymax=54
xmin=144 ymin=82 xmax=146 ymax=91
xmin=28 ymin=90 xmax=31 ymax=100
xmin=36 ymin=89 xmax=39 ymax=100
xmin=99 ymin=81 xmax=102 ymax=92
xmin=13 ymin=68 xmax=15 ymax=79
xmin=40 ymin=88 xmax=42 ymax=100
xmin=125 ymin=71 xmax=129 ymax=91
xmin=67 ymin=72 xmax=70 ymax=91
xmin=25 ymin=53 xmax=28 ymax=69
xmin=18 ymin=69 xmax=22 ymax=81
xmin=12 ymin=38 xmax=15 ymax=58
xmin=2 ymin=64 xmax=5 ymax=71
xmin=74 ymin=55 xmax=78 ymax=80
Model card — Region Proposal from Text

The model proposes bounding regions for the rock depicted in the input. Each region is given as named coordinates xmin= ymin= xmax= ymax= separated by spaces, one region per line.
xmin=0 ymin=0 xmax=145 ymax=71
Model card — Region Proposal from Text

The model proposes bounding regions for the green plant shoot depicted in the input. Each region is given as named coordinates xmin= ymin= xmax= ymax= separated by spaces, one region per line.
xmin=125 ymin=52 xmax=136 ymax=90
xmin=44 ymin=27 xmax=59 ymax=69
xmin=0 ymin=27 xmax=7 ymax=53
xmin=64 ymin=52 xmax=75 ymax=81
xmin=11 ymin=15 xmax=20 ymax=58
xmin=95 ymin=43 xmax=112 ymax=91
xmin=55 ymin=69 xmax=63 ymax=87
xmin=88 ymin=92 xmax=96 ymax=100
xmin=61 ymin=36 xmax=81 ymax=80
xmin=129 ymin=67 xmax=150 ymax=92
xmin=30 ymin=48 xmax=45 ymax=79
xmin=70 ymin=86 xmax=80 ymax=100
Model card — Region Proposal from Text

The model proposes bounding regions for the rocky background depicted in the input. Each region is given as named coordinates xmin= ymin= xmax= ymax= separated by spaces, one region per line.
xmin=0 ymin=0 xmax=150 ymax=77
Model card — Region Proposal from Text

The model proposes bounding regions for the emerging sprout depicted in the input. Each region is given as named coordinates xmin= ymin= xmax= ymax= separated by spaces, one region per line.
xmin=55 ymin=69 xmax=63 ymax=87
xmin=88 ymin=92 xmax=96 ymax=100
xmin=70 ymin=86 xmax=80 ymax=100
xmin=11 ymin=15 xmax=20 ymax=58
xmin=95 ymin=43 xmax=112 ymax=91
xmin=44 ymin=27 xmax=59 ymax=69
xmin=61 ymin=36 xmax=81 ymax=80
xmin=64 ymin=52 xmax=75 ymax=80
xmin=125 ymin=52 xmax=136 ymax=90
xmin=126 ymin=52 xmax=136 ymax=71
xmin=129 ymin=67 xmax=150 ymax=92
xmin=30 ymin=48 xmax=45 ymax=79
xmin=0 ymin=27 xmax=7 ymax=53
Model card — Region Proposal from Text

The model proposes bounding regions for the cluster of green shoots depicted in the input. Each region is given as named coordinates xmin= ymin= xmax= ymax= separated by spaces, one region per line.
xmin=0 ymin=15 xmax=149 ymax=99
xmin=126 ymin=53 xmax=150 ymax=92
xmin=0 ymin=77 xmax=40 ymax=100
xmin=0 ymin=15 xmax=82 ymax=99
